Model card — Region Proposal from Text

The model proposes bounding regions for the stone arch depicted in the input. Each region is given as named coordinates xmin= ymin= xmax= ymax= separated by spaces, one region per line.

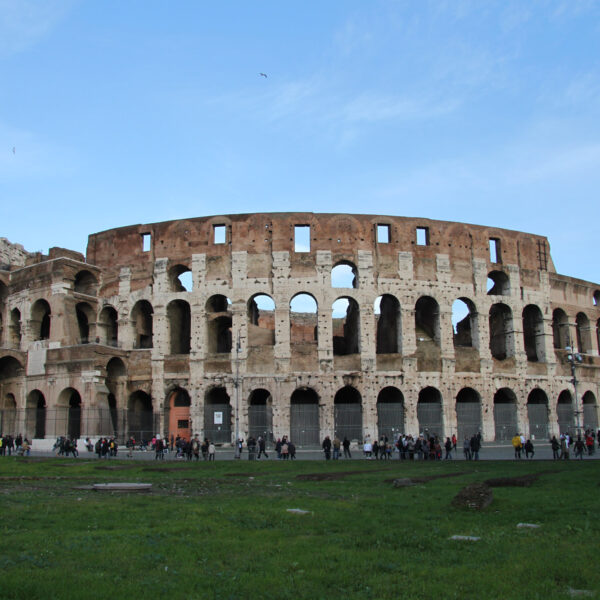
xmin=593 ymin=290 xmax=600 ymax=307
xmin=415 ymin=296 xmax=440 ymax=345
xmin=168 ymin=264 xmax=193 ymax=292
xmin=452 ymin=297 xmax=478 ymax=348
xmin=131 ymin=300 xmax=153 ymax=349
xmin=417 ymin=387 xmax=443 ymax=438
xmin=376 ymin=386 xmax=404 ymax=441
xmin=203 ymin=386 xmax=231 ymax=444
xmin=455 ymin=388 xmax=482 ymax=440
xmin=248 ymin=388 xmax=273 ymax=441
xmin=557 ymin=390 xmax=574 ymax=435
xmin=331 ymin=261 xmax=358 ymax=289
xmin=98 ymin=305 xmax=118 ymax=347
xmin=0 ymin=281 xmax=7 ymax=344
xmin=375 ymin=294 xmax=401 ymax=354
xmin=334 ymin=386 xmax=362 ymax=442
xmin=576 ymin=312 xmax=592 ymax=354
xmin=128 ymin=390 xmax=154 ymax=442
xmin=205 ymin=295 xmax=232 ymax=353
xmin=0 ymin=391 xmax=16 ymax=436
xmin=489 ymin=303 xmax=514 ymax=360
xmin=57 ymin=387 xmax=82 ymax=440
xmin=30 ymin=299 xmax=51 ymax=341
xmin=74 ymin=270 xmax=98 ymax=296
xmin=493 ymin=388 xmax=518 ymax=441
xmin=487 ymin=270 xmax=510 ymax=296
xmin=290 ymin=387 xmax=320 ymax=447
xmin=166 ymin=388 xmax=191 ymax=442
xmin=26 ymin=389 xmax=46 ymax=439
xmin=0 ymin=355 xmax=23 ymax=379
xmin=552 ymin=308 xmax=569 ymax=350
xmin=167 ymin=299 xmax=191 ymax=354
xmin=522 ymin=304 xmax=546 ymax=362
xmin=583 ymin=391 xmax=598 ymax=431
xmin=76 ymin=302 xmax=95 ymax=344
xmin=527 ymin=388 xmax=549 ymax=440
xmin=247 ymin=294 xmax=275 ymax=347
xmin=290 ymin=293 xmax=318 ymax=344
xmin=9 ymin=308 xmax=21 ymax=347
xmin=332 ymin=297 xmax=360 ymax=356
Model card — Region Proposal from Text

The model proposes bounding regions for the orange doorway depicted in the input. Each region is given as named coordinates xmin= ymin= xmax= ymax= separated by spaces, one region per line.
xmin=168 ymin=389 xmax=191 ymax=442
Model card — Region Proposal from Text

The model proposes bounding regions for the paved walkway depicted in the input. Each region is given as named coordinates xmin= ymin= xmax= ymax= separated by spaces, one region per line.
xmin=17 ymin=441 xmax=600 ymax=462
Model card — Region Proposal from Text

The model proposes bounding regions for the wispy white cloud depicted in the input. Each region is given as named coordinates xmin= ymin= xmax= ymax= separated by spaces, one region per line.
xmin=0 ymin=0 xmax=75 ymax=57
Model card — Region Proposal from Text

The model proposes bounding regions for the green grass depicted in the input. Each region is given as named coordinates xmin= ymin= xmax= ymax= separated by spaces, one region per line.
xmin=0 ymin=457 xmax=598 ymax=599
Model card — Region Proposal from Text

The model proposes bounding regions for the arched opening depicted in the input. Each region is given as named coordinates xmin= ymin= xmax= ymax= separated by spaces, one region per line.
xmin=487 ymin=270 xmax=510 ymax=296
xmin=452 ymin=298 xmax=478 ymax=348
xmin=76 ymin=302 xmax=94 ymax=344
xmin=26 ymin=390 xmax=46 ymax=439
xmin=552 ymin=308 xmax=569 ymax=350
xmin=455 ymin=388 xmax=482 ymax=441
xmin=203 ymin=387 xmax=231 ymax=444
xmin=107 ymin=393 xmax=118 ymax=436
xmin=167 ymin=388 xmax=191 ymax=442
xmin=375 ymin=295 xmax=401 ymax=354
xmin=334 ymin=386 xmax=362 ymax=442
xmin=247 ymin=294 xmax=275 ymax=347
xmin=106 ymin=357 xmax=126 ymax=435
xmin=331 ymin=262 xmax=358 ymax=289
xmin=576 ymin=312 xmax=592 ymax=354
xmin=290 ymin=293 xmax=318 ymax=344
xmin=31 ymin=299 xmax=51 ymax=341
xmin=332 ymin=297 xmax=360 ymax=355
xmin=9 ymin=308 xmax=21 ymax=347
xmin=131 ymin=300 xmax=153 ymax=349
xmin=167 ymin=300 xmax=191 ymax=354
xmin=415 ymin=296 xmax=440 ymax=346
xmin=557 ymin=390 xmax=574 ymax=435
xmin=377 ymin=387 xmax=404 ymax=441
xmin=583 ymin=391 xmax=598 ymax=431
xmin=74 ymin=270 xmax=98 ymax=296
xmin=593 ymin=290 xmax=600 ymax=307
xmin=98 ymin=306 xmax=118 ymax=347
xmin=248 ymin=388 xmax=273 ymax=441
xmin=493 ymin=388 xmax=518 ymax=441
xmin=489 ymin=303 xmax=514 ymax=360
xmin=58 ymin=388 xmax=82 ymax=440
xmin=0 ymin=282 xmax=8 ymax=343
xmin=527 ymin=389 xmax=549 ymax=439
xmin=169 ymin=264 xmax=193 ymax=292
xmin=522 ymin=304 xmax=545 ymax=362
xmin=290 ymin=387 xmax=320 ymax=447
xmin=128 ymin=391 xmax=154 ymax=443
xmin=0 ymin=392 xmax=17 ymax=436
xmin=417 ymin=387 xmax=443 ymax=438
xmin=206 ymin=295 xmax=232 ymax=353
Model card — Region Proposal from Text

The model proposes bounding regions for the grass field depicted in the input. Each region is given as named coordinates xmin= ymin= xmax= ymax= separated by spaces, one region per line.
xmin=0 ymin=457 xmax=598 ymax=600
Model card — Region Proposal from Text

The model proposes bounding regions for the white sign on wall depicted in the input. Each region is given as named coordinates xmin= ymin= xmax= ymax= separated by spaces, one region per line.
xmin=214 ymin=411 xmax=223 ymax=425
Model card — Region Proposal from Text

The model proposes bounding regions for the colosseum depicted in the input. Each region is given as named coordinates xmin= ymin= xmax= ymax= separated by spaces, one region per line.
xmin=0 ymin=213 xmax=599 ymax=449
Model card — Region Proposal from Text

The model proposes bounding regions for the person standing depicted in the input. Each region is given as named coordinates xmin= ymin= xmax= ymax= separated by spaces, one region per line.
xmin=550 ymin=435 xmax=560 ymax=460
xmin=322 ymin=436 xmax=332 ymax=460
xmin=470 ymin=434 xmax=480 ymax=460
xmin=512 ymin=433 xmax=522 ymax=459
xmin=524 ymin=439 xmax=535 ymax=459
xmin=444 ymin=437 xmax=452 ymax=460
xmin=257 ymin=436 xmax=268 ymax=459
xmin=333 ymin=437 xmax=341 ymax=460
xmin=342 ymin=436 xmax=351 ymax=459
xmin=208 ymin=441 xmax=216 ymax=461
xmin=463 ymin=437 xmax=471 ymax=460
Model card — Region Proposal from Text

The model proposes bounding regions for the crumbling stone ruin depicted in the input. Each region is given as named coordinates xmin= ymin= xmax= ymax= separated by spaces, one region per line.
xmin=0 ymin=213 xmax=598 ymax=447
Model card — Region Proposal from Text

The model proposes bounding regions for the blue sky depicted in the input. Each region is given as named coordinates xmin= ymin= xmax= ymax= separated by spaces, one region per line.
xmin=1 ymin=0 xmax=599 ymax=284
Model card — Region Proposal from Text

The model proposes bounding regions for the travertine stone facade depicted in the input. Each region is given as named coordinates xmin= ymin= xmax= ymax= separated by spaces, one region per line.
xmin=0 ymin=213 xmax=598 ymax=447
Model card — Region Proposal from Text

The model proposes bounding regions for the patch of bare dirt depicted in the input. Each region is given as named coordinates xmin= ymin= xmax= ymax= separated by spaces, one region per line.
xmin=296 ymin=469 xmax=386 ymax=481
xmin=451 ymin=482 xmax=493 ymax=510
xmin=384 ymin=472 xmax=464 ymax=484
xmin=484 ymin=474 xmax=540 ymax=487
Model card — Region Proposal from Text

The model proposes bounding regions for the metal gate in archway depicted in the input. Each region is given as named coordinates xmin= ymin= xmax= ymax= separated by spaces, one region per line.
xmin=493 ymin=402 xmax=517 ymax=441
xmin=204 ymin=403 xmax=232 ymax=444
xmin=456 ymin=402 xmax=481 ymax=441
xmin=527 ymin=403 xmax=549 ymax=440
xmin=334 ymin=403 xmax=362 ymax=442
xmin=557 ymin=402 xmax=574 ymax=435
xmin=417 ymin=402 xmax=443 ymax=438
xmin=377 ymin=402 xmax=405 ymax=441
xmin=248 ymin=404 xmax=273 ymax=442
xmin=290 ymin=402 xmax=319 ymax=447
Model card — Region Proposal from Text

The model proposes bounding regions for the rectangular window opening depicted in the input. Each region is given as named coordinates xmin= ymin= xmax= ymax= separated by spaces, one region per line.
xmin=416 ymin=227 xmax=429 ymax=246
xmin=489 ymin=238 xmax=501 ymax=263
xmin=377 ymin=224 xmax=390 ymax=244
xmin=142 ymin=233 xmax=151 ymax=252
xmin=294 ymin=225 xmax=310 ymax=253
xmin=213 ymin=224 xmax=226 ymax=244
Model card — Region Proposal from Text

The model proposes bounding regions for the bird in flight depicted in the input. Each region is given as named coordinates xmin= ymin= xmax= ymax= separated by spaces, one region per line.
xmin=259 ymin=72 xmax=267 ymax=78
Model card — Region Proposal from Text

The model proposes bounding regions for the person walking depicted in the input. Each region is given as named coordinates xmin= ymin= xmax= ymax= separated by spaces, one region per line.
xmin=257 ymin=436 xmax=269 ymax=459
